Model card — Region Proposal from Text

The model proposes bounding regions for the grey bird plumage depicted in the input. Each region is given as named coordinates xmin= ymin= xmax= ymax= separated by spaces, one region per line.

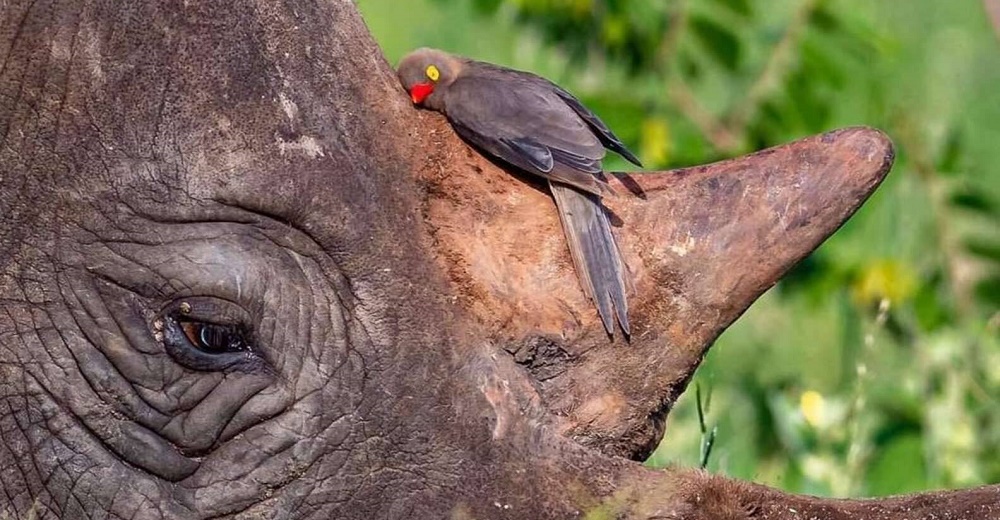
xmin=397 ymin=48 xmax=641 ymax=337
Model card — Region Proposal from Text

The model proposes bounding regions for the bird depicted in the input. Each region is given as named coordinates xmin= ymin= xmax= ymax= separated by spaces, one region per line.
xmin=397 ymin=47 xmax=642 ymax=338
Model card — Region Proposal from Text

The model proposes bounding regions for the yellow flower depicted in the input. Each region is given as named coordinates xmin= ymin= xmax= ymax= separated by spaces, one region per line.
xmin=852 ymin=259 xmax=918 ymax=306
xmin=640 ymin=117 xmax=670 ymax=166
xmin=800 ymin=390 xmax=825 ymax=427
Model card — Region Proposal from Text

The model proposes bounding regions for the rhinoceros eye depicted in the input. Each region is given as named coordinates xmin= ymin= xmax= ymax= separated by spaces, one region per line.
xmin=156 ymin=298 xmax=268 ymax=373
xmin=179 ymin=320 xmax=250 ymax=354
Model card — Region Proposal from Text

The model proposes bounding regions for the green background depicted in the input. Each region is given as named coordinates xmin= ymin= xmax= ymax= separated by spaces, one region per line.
xmin=357 ymin=0 xmax=1000 ymax=497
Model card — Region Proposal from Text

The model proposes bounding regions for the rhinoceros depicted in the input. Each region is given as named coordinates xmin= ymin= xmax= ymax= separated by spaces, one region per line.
xmin=0 ymin=1 xmax=996 ymax=518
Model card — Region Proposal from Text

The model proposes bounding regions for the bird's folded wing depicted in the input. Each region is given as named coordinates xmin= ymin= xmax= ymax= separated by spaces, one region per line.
xmin=549 ymin=86 xmax=643 ymax=167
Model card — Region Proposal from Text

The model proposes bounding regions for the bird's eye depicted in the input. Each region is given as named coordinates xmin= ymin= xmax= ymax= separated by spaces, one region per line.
xmin=425 ymin=65 xmax=440 ymax=82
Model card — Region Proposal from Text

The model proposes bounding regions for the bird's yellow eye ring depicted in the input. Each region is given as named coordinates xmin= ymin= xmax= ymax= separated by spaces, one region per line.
xmin=425 ymin=65 xmax=440 ymax=82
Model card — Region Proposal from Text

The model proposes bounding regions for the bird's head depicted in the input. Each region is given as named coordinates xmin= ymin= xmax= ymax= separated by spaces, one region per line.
xmin=397 ymin=48 xmax=463 ymax=108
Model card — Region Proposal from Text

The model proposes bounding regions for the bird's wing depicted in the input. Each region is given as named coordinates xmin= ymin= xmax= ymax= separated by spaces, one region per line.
xmin=443 ymin=75 xmax=611 ymax=195
xmin=550 ymin=85 xmax=643 ymax=168
xmin=443 ymin=67 xmax=631 ymax=336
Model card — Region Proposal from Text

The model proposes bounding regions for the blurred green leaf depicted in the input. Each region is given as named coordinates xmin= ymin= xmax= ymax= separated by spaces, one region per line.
xmin=690 ymin=15 xmax=741 ymax=71
xmin=964 ymin=237 xmax=1000 ymax=264
xmin=936 ymin=127 xmax=965 ymax=175
xmin=867 ymin=433 xmax=927 ymax=495
xmin=974 ymin=276 xmax=1000 ymax=307
xmin=949 ymin=190 xmax=997 ymax=215
xmin=912 ymin=270 xmax=953 ymax=332
xmin=715 ymin=0 xmax=752 ymax=18
xmin=471 ymin=0 xmax=503 ymax=13
xmin=809 ymin=5 xmax=843 ymax=33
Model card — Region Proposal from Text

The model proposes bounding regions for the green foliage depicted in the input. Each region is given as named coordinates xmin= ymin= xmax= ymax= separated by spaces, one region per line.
xmin=358 ymin=0 xmax=1000 ymax=497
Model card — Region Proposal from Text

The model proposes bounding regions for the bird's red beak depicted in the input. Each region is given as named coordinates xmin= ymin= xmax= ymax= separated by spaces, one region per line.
xmin=409 ymin=82 xmax=435 ymax=105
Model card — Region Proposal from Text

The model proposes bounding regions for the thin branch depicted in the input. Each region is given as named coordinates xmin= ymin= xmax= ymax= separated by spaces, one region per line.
xmin=669 ymin=82 xmax=742 ymax=152
xmin=726 ymin=0 xmax=820 ymax=132
xmin=656 ymin=0 xmax=688 ymax=66
xmin=656 ymin=0 xmax=740 ymax=154
xmin=660 ymin=0 xmax=819 ymax=155
xmin=654 ymin=0 xmax=744 ymax=154
xmin=894 ymin=115 xmax=978 ymax=316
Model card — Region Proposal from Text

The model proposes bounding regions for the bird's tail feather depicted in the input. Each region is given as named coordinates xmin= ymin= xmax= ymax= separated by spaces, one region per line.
xmin=549 ymin=181 xmax=630 ymax=338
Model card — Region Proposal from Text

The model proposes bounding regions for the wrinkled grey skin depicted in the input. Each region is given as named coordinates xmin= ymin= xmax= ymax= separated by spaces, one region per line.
xmin=2 ymin=1 xmax=999 ymax=519
xmin=0 ymin=1 xmax=533 ymax=517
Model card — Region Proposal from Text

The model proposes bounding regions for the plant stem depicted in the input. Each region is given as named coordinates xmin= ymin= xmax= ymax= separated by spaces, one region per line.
xmin=726 ymin=0 xmax=821 ymax=132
